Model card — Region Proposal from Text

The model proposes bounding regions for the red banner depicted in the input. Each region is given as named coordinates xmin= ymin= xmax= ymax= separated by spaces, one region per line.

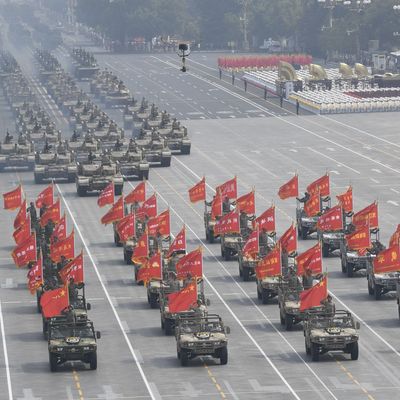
xmin=125 ymin=181 xmax=146 ymax=204
xmin=255 ymin=247 xmax=281 ymax=279
xmin=13 ymin=216 xmax=31 ymax=245
xmin=50 ymin=231 xmax=75 ymax=263
xmin=211 ymin=194 xmax=222 ymax=220
xmin=97 ymin=182 xmax=114 ymax=207
xmin=352 ymin=202 xmax=378 ymax=229
xmin=40 ymin=199 xmax=61 ymax=227
xmin=132 ymin=231 xmax=149 ymax=262
xmin=136 ymin=194 xmax=157 ymax=220
xmin=51 ymin=214 xmax=67 ymax=244
xmin=168 ymin=281 xmax=197 ymax=313
xmin=3 ymin=185 xmax=22 ymax=210
xmin=12 ymin=233 xmax=36 ymax=267
xmin=278 ymin=224 xmax=297 ymax=254
xmin=253 ymin=206 xmax=275 ymax=232
xmin=35 ymin=184 xmax=54 ymax=209
xmin=216 ymin=177 xmax=237 ymax=200
xmin=166 ymin=226 xmax=186 ymax=257
xmin=336 ymin=186 xmax=353 ymax=213
xmin=189 ymin=177 xmax=206 ymax=203
xmin=27 ymin=256 xmax=43 ymax=294
xmin=147 ymin=210 xmax=170 ymax=237
xmin=373 ymin=245 xmax=400 ymax=274
xmin=116 ymin=213 xmax=135 ymax=242
xmin=278 ymin=175 xmax=298 ymax=200
xmin=14 ymin=200 xmax=27 ymax=229
xmin=59 ymin=252 xmax=84 ymax=284
xmin=389 ymin=225 xmax=400 ymax=248
xmin=40 ymin=285 xmax=69 ymax=319
xmin=346 ymin=225 xmax=371 ymax=251
xmin=101 ymin=196 xmax=124 ymax=225
xmin=176 ymin=248 xmax=203 ymax=280
xmin=214 ymin=210 xmax=240 ymax=235
xmin=304 ymin=192 xmax=321 ymax=217
xmin=317 ymin=205 xmax=343 ymax=232
xmin=307 ymin=174 xmax=330 ymax=197
xmin=296 ymin=243 xmax=322 ymax=276
xmin=137 ymin=252 xmax=162 ymax=283
xmin=236 ymin=190 xmax=255 ymax=214
xmin=242 ymin=229 xmax=259 ymax=258
xmin=299 ymin=277 xmax=328 ymax=312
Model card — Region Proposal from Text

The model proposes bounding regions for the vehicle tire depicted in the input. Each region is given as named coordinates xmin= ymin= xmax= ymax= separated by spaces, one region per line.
xmin=165 ymin=319 xmax=173 ymax=336
xmin=180 ymin=350 xmax=189 ymax=366
xmin=161 ymin=317 xmax=165 ymax=330
xmin=219 ymin=347 xmax=228 ymax=365
xmin=311 ymin=343 xmax=319 ymax=361
xmin=36 ymin=292 xmax=41 ymax=313
xmin=49 ymin=353 xmax=58 ymax=372
xmin=221 ymin=245 xmax=225 ymax=258
xmin=367 ymin=276 xmax=374 ymax=296
xmin=42 ymin=319 xmax=48 ymax=340
xmin=257 ymin=286 xmax=261 ymax=300
xmin=139 ymin=170 xmax=149 ymax=181
xmin=208 ymin=230 xmax=214 ymax=244
xmin=181 ymin=146 xmax=191 ymax=155
xmin=374 ymin=284 xmax=382 ymax=300
xmin=114 ymin=232 xmax=122 ymax=247
xmin=239 ymin=264 xmax=243 ymax=278
xmin=350 ymin=342 xmax=359 ymax=360
xmin=89 ymin=352 xmax=97 ymax=370
xmin=114 ymin=185 xmax=123 ymax=196
xmin=68 ymin=173 xmax=75 ymax=183
xmin=300 ymin=227 xmax=308 ymax=240
xmin=77 ymin=187 xmax=87 ymax=197
xmin=322 ymin=243 xmax=330 ymax=258
xmin=347 ymin=263 xmax=354 ymax=278
xmin=261 ymin=289 xmax=269 ymax=304
xmin=149 ymin=293 xmax=158 ymax=309
xmin=305 ymin=340 xmax=311 ymax=355
xmin=280 ymin=310 xmax=285 ymax=326
xmin=161 ymin=157 xmax=171 ymax=167
xmin=242 ymin=267 xmax=250 ymax=281
xmin=34 ymin=173 xmax=43 ymax=184
xmin=285 ymin=315 xmax=293 ymax=331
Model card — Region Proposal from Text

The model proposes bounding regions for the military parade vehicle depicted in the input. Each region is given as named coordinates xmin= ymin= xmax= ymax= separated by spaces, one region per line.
xmin=220 ymin=233 xmax=242 ymax=261
xmin=303 ymin=310 xmax=360 ymax=361
xmin=175 ymin=314 xmax=230 ymax=366
xmin=135 ymin=135 xmax=171 ymax=167
xmin=0 ymin=135 xmax=35 ymax=171
xmin=71 ymin=48 xmax=100 ymax=80
xmin=296 ymin=202 xmax=319 ymax=240
xmin=204 ymin=208 xmax=219 ymax=244
xmin=318 ymin=230 xmax=345 ymax=257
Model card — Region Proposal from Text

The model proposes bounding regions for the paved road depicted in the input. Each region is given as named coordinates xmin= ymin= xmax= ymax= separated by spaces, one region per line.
xmin=0 ymin=36 xmax=400 ymax=400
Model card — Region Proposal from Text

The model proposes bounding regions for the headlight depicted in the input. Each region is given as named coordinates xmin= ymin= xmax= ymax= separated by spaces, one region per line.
xmin=56 ymin=347 xmax=64 ymax=351
xmin=213 ymin=341 xmax=221 ymax=346
xmin=317 ymin=337 xmax=326 ymax=342
xmin=344 ymin=337 xmax=352 ymax=341
xmin=187 ymin=342 xmax=195 ymax=347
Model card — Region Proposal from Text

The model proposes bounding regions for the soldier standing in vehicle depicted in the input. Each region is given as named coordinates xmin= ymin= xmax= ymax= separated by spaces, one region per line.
xmin=297 ymin=192 xmax=310 ymax=204
xmin=4 ymin=131 xmax=12 ymax=144
xmin=302 ymin=268 xmax=314 ymax=290
xmin=45 ymin=219 xmax=55 ymax=243
xmin=321 ymin=295 xmax=335 ymax=315
xmin=40 ymin=204 xmax=47 ymax=218
xmin=57 ymin=255 xmax=69 ymax=272
xmin=222 ymin=196 xmax=233 ymax=215
xmin=27 ymin=201 xmax=37 ymax=228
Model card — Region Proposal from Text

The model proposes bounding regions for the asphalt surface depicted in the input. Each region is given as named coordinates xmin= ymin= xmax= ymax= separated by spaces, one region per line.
xmin=0 ymin=34 xmax=400 ymax=400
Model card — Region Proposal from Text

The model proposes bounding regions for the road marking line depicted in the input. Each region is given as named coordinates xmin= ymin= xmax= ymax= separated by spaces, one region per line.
xmin=308 ymin=148 xmax=361 ymax=174
xmin=0 ymin=302 xmax=13 ymax=400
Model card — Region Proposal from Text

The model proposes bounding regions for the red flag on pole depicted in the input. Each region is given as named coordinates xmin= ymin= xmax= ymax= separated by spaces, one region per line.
xmin=317 ymin=205 xmax=343 ymax=232
xmin=216 ymin=177 xmax=237 ymax=199
xmin=211 ymin=193 xmax=222 ymax=220
xmin=278 ymin=175 xmax=298 ymax=200
xmin=352 ymin=202 xmax=378 ymax=229
xmin=35 ymin=184 xmax=54 ymax=208
xmin=12 ymin=233 xmax=36 ymax=267
xmin=389 ymin=225 xmax=400 ymax=248
xmin=116 ymin=213 xmax=135 ymax=242
xmin=132 ymin=231 xmax=149 ymax=263
xmin=336 ymin=186 xmax=353 ymax=213
xmin=51 ymin=213 xmax=67 ymax=244
xmin=242 ymin=229 xmax=259 ymax=258
xmin=167 ymin=226 xmax=186 ymax=258
xmin=3 ymin=184 xmax=23 ymax=210
xmin=13 ymin=216 xmax=31 ymax=245
xmin=125 ymin=181 xmax=146 ymax=204
xmin=27 ymin=256 xmax=43 ymax=294
xmin=136 ymin=194 xmax=157 ymax=220
xmin=346 ymin=225 xmax=371 ymax=251
xmin=50 ymin=231 xmax=75 ymax=263
xmin=40 ymin=199 xmax=61 ymax=227
xmin=299 ymin=277 xmax=328 ymax=312
xmin=176 ymin=248 xmax=203 ymax=280
xmin=255 ymin=247 xmax=281 ymax=280
xmin=189 ymin=177 xmax=206 ymax=203
xmin=137 ymin=252 xmax=162 ymax=284
xmin=296 ymin=243 xmax=322 ymax=276
xmin=101 ymin=196 xmax=124 ymax=225
xmin=307 ymin=174 xmax=330 ymax=197
xmin=373 ymin=245 xmax=400 ymax=274
xmin=97 ymin=182 xmax=114 ymax=207
xmin=278 ymin=224 xmax=297 ymax=254
xmin=40 ymin=285 xmax=69 ymax=318
xmin=147 ymin=209 xmax=170 ymax=237
xmin=59 ymin=252 xmax=84 ymax=284
xmin=214 ymin=210 xmax=240 ymax=235
xmin=304 ymin=192 xmax=321 ymax=217
xmin=253 ymin=206 xmax=275 ymax=232
xmin=236 ymin=190 xmax=255 ymax=214
xmin=167 ymin=281 xmax=197 ymax=313
xmin=14 ymin=199 xmax=27 ymax=229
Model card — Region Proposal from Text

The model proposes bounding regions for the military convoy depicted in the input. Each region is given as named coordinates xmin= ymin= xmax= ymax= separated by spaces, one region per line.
xmin=0 ymin=137 xmax=35 ymax=171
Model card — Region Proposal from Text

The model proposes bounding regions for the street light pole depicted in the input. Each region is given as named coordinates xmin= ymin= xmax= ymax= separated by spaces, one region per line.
xmin=240 ymin=0 xmax=250 ymax=51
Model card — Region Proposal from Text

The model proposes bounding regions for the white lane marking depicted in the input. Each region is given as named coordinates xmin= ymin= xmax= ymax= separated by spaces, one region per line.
xmin=391 ymin=188 xmax=400 ymax=194
xmin=371 ymin=168 xmax=382 ymax=174
xmin=308 ymin=148 xmax=361 ymax=174
xmin=235 ymin=151 xmax=279 ymax=179
xmin=0 ymin=301 xmax=13 ymax=400
xmin=146 ymin=174 xmax=337 ymax=400
xmin=370 ymin=178 xmax=380 ymax=184
xmin=56 ymin=184 xmax=157 ymax=400
xmin=387 ymin=200 xmax=399 ymax=207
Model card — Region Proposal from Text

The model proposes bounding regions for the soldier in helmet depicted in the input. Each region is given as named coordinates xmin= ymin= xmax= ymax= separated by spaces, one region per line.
xmin=57 ymin=255 xmax=69 ymax=272
xmin=18 ymin=132 xmax=27 ymax=145
xmin=114 ymin=138 xmax=123 ymax=151
xmin=44 ymin=219 xmax=55 ymax=243
xmin=128 ymin=138 xmax=137 ymax=152
xmin=57 ymin=140 xmax=66 ymax=155
xmin=4 ymin=130 xmax=13 ymax=144
xmin=27 ymin=201 xmax=37 ymax=228
xmin=321 ymin=295 xmax=335 ymax=316
xmin=40 ymin=204 xmax=47 ymax=218
xmin=88 ymin=150 xmax=95 ymax=164
xmin=296 ymin=192 xmax=310 ymax=204
xmin=43 ymin=140 xmax=52 ymax=154
xmin=222 ymin=196 xmax=233 ymax=215
xmin=190 ymin=298 xmax=207 ymax=317
xmin=151 ymin=128 xmax=160 ymax=141
xmin=71 ymin=130 xmax=79 ymax=142
xmin=68 ymin=278 xmax=79 ymax=305
xmin=302 ymin=267 xmax=314 ymax=290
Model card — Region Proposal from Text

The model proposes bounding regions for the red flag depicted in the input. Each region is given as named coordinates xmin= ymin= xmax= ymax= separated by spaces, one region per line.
xmin=214 ymin=210 xmax=240 ymax=235
xmin=35 ymin=184 xmax=54 ymax=208
xmin=97 ymin=182 xmax=114 ymax=207
xmin=373 ymin=245 xmax=400 ymax=274
xmin=278 ymin=175 xmax=298 ymax=200
xmin=389 ymin=225 xmax=400 ymax=248
xmin=304 ymin=192 xmax=321 ymax=217
xmin=51 ymin=213 xmax=67 ymax=244
xmin=132 ymin=231 xmax=149 ymax=262
xmin=236 ymin=190 xmax=255 ymax=214
xmin=167 ymin=281 xmax=197 ymax=313
xmin=307 ymin=174 xmax=330 ymax=197
xmin=40 ymin=286 xmax=69 ymax=318
xmin=242 ymin=229 xmax=259 ymax=258
xmin=253 ymin=206 xmax=275 ymax=232
xmin=317 ymin=205 xmax=343 ymax=232
xmin=27 ymin=256 xmax=43 ymax=294
xmin=255 ymin=247 xmax=281 ymax=279
xmin=166 ymin=226 xmax=186 ymax=257
xmin=299 ymin=277 xmax=328 ymax=312
xmin=216 ymin=177 xmax=237 ymax=199
xmin=59 ymin=252 xmax=84 ymax=284
xmin=278 ymin=224 xmax=297 ymax=254
xmin=147 ymin=210 xmax=170 ymax=237
xmin=40 ymin=199 xmax=61 ymax=227
xmin=296 ymin=243 xmax=322 ymax=276
xmin=136 ymin=194 xmax=157 ymax=220
xmin=346 ymin=225 xmax=371 ymax=251
xmin=116 ymin=213 xmax=135 ymax=242
xmin=3 ymin=185 xmax=22 ymax=210
xmin=336 ymin=186 xmax=353 ymax=213
xmin=137 ymin=252 xmax=162 ymax=283
xmin=125 ymin=181 xmax=146 ymax=204
xmin=50 ymin=231 xmax=75 ymax=263
xmin=14 ymin=200 xmax=27 ymax=229
xmin=352 ymin=202 xmax=378 ymax=229
xmin=101 ymin=196 xmax=124 ymax=225
xmin=176 ymin=248 xmax=203 ymax=280
xmin=13 ymin=216 xmax=31 ymax=245
xmin=211 ymin=193 xmax=222 ymax=220
xmin=11 ymin=233 xmax=36 ymax=267
xmin=189 ymin=177 xmax=206 ymax=203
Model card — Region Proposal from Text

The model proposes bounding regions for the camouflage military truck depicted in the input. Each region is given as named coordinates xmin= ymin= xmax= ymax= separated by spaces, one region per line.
xmin=175 ymin=314 xmax=230 ymax=366
xmin=0 ymin=139 xmax=35 ymax=171
xmin=318 ymin=230 xmax=345 ymax=257
xmin=48 ymin=319 xmax=100 ymax=371
xmin=220 ymin=233 xmax=242 ymax=261
xmin=204 ymin=209 xmax=219 ymax=244
xmin=296 ymin=206 xmax=319 ymax=240
xmin=109 ymin=147 xmax=149 ymax=181
xmin=34 ymin=149 xmax=77 ymax=183
xmin=303 ymin=310 xmax=360 ymax=361
xmin=395 ymin=281 xmax=400 ymax=319
xmin=257 ymin=275 xmax=281 ymax=304
xmin=135 ymin=136 xmax=171 ymax=167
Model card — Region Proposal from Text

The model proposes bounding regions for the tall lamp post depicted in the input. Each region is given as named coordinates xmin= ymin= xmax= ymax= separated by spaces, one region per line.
xmin=240 ymin=0 xmax=250 ymax=51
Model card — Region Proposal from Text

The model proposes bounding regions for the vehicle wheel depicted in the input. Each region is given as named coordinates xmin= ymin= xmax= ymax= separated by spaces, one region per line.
xmin=239 ymin=264 xmax=243 ymax=278
xmin=280 ymin=310 xmax=285 ymax=326
xmin=36 ymin=292 xmax=41 ymax=313
xmin=165 ymin=319 xmax=173 ymax=336
xmin=208 ymin=230 xmax=214 ymax=244
xmin=34 ymin=173 xmax=43 ymax=184
xmin=180 ymin=350 xmax=189 ymax=366
xmin=68 ymin=173 xmax=75 ymax=183
xmin=161 ymin=157 xmax=171 ymax=167
xmin=311 ymin=343 xmax=319 ymax=361
xmin=300 ymin=227 xmax=308 ymax=240
xmin=285 ymin=315 xmax=293 ymax=331
xmin=219 ymin=347 xmax=228 ymax=365
xmin=350 ymin=342 xmax=359 ymax=360
xmin=114 ymin=185 xmax=123 ymax=196
xmin=398 ymin=304 xmax=400 ymax=320
xmin=242 ymin=267 xmax=250 ymax=281
xmin=374 ymin=284 xmax=382 ymax=300
xmin=261 ymin=289 xmax=269 ymax=304
xmin=257 ymin=286 xmax=262 ymax=300
xmin=305 ymin=340 xmax=311 ymax=355
xmin=367 ymin=276 xmax=374 ymax=296
xmin=161 ymin=317 xmax=165 ymax=330
xmin=149 ymin=293 xmax=158 ymax=309
xmin=322 ymin=243 xmax=330 ymax=258
xmin=139 ymin=170 xmax=149 ymax=181
xmin=77 ymin=187 xmax=87 ymax=197
xmin=181 ymin=146 xmax=191 ymax=155
xmin=49 ymin=353 xmax=58 ymax=372
xmin=347 ymin=263 xmax=354 ymax=278
xmin=224 ymin=249 xmax=231 ymax=261
xmin=42 ymin=319 xmax=48 ymax=340
xmin=221 ymin=245 xmax=225 ymax=258
xmin=89 ymin=352 xmax=97 ymax=370
xmin=114 ymin=232 xmax=122 ymax=247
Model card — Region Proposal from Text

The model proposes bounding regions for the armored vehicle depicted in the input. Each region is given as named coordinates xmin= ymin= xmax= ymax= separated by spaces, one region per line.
xmin=318 ymin=230 xmax=345 ymax=257
xmin=109 ymin=147 xmax=149 ymax=181
xmin=296 ymin=206 xmax=319 ymax=240
xmin=48 ymin=319 xmax=100 ymax=371
xmin=0 ymin=139 xmax=35 ymax=171
xmin=135 ymin=137 xmax=171 ymax=167
xmin=257 ymin=275 xmax=281 ymax=304
xmin=160 ymin=125 xmax=191 ymax=155
xmin=303 ymin=310 xmax=360 ymax=361
xmin=104 ymin=86 xmax=130 ymax=108
xmin=175 ymin=314 xmax=230 ymax=366
xmin=204 ymin=209 xmax=219 ymax=244
xmin=220 ymin=233 xmax=241 ymax=261
xmin=34 ymin=149 xmax=76 ymax=183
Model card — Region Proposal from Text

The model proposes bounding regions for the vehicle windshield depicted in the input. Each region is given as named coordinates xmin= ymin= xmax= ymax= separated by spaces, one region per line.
xmin=311 ymin=316 xmax=354 ymax=329
xmin=50 ymin=323 xmax=94 ymax=339
xmin=180 ymin=320 xmax=223 ymax=334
